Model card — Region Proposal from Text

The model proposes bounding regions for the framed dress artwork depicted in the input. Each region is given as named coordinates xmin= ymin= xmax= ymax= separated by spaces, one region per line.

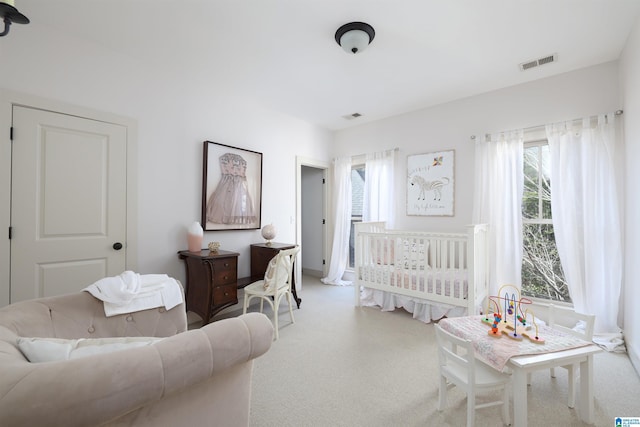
xmin=407 ymin=150 xmax=455 ymax=216
xmin=201 ymin=141 xmax=262 ymax=231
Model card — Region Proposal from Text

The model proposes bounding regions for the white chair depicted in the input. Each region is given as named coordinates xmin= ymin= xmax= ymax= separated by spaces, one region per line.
xmin=435 ymin=322 xmax=511 ymax=427
xmin=242 ymin=246 xmax=300 ymax=340
xmin=547 ymin=304 xmax=596 ymax=408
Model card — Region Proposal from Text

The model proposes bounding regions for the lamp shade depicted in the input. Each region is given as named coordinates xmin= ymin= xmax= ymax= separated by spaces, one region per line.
xmin=339 ymin=29 xmax=370 ymax=54
xmin=335 ymin=22 xmax=375 ymax=55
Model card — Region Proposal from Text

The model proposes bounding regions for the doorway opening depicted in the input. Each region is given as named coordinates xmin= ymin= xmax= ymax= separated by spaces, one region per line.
xmin=296 ymin=157 xmax=329 ymax=287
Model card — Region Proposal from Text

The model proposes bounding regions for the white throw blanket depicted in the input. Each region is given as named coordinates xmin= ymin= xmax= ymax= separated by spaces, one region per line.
xmin=83 ymin=271 xmax=184 ymax=317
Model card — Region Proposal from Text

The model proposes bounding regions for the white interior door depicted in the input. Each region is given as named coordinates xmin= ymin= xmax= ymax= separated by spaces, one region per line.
xmin=10 ymin=106 xmax=127 ymax=302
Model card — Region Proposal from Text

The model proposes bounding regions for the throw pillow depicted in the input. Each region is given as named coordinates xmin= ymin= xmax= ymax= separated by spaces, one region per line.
xmin=17 ymin=336 xmax=163 ymax=363
xmin=263 ymin=255 xmax=290 ymax=292
xmin=401 ymin=239 xmax=429 ymax=269
xmin=370 ymin=239 xmax=395 ymax=265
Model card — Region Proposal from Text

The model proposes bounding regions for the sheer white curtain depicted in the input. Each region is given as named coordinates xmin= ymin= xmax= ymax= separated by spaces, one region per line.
xmin=547 ymin=114 xmax=623 ymax=339
xmin=363 ymin=149 xmax=395 ymax=226
xmin=472 ymin=131 xmax=524 ymax=296
xmin=321 ymin=157 xmax=352 ymax=286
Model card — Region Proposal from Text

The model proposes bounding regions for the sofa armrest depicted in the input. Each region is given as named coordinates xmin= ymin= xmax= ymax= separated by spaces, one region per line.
xmin=0 ymin=313 xmax=273 ymax=426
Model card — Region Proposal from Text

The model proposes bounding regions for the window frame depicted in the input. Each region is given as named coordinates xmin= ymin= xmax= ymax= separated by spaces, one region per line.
xmin=521 ymin=138 xmax=570 ymax=302
xmin=348 ymin=163 xmax=365 ymax=270
xmin=522 ymin=139 xmax=552 ymax=226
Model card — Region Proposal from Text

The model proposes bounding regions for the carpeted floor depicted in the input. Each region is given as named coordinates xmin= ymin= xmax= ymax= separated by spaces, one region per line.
xmin=206 ymin=276 xmax=640 ymax=426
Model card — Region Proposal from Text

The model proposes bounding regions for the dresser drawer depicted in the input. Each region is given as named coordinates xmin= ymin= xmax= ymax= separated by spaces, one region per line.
xmin=211 ymin=258 xmax=236 ymax=284
xmin=213 ymin=283 xmax=237 ymax=305
xmin=212 ymin=257 xmax=236 ymax=273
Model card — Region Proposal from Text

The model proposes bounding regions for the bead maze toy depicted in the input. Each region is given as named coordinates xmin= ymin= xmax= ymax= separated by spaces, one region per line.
xmin=481 ymin=284 xmax=545 ymax=344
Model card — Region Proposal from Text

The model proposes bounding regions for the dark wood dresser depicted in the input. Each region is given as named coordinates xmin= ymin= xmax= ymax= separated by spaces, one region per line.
xmin=249 ymin=242 xmax=301 ymax=308
xmin=178 ymin=249 xmax=239 ymax=324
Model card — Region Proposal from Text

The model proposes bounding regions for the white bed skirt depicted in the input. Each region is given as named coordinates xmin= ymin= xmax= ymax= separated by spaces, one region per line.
xmin=359 ymin=288 xmax=466 ymax=323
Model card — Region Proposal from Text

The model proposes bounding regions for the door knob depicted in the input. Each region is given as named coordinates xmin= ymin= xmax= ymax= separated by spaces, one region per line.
xmin=113 ymin=242 xmax=123 ymax=250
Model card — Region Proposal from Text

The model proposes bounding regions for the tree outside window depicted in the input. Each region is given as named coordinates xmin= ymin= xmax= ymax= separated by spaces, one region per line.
xmin=522 ymin=142 xmax=570 ymax=302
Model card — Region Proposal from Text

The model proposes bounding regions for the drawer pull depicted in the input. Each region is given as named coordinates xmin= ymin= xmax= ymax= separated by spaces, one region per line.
xmin=224 ymin=292 xmax=229 ymax=296
xmin=224 ymin=262 xmax=229 ymax=267
xmin=223 ymin=276 xmax=228 ymax=280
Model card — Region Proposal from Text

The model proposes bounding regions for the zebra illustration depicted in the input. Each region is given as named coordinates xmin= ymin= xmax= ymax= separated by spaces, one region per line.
xmin=410 ymin=176 xmax=450 ymax=201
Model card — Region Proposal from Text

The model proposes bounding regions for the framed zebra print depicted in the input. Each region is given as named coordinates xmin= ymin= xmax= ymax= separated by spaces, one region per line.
xmin=407 ymin=150 xmax=455 ymax=216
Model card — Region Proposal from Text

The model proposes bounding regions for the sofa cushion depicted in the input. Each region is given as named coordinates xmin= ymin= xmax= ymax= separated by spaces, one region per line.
xmin=17 ymin=336 xmax=162 ymax=363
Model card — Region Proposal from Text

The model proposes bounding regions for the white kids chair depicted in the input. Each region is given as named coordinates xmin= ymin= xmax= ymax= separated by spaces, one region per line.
xmin=435 ymin=322 xmax=511 ymax=427
xmin=242 ymin=246 xmax=300 ymax=340
xmin=547 ymin=304 xmax=596 ymax=408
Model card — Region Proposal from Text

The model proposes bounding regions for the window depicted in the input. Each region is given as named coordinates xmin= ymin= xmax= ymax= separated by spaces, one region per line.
xmin=521 ymin=141 xmax=570 ymax=302
xmin=348 ymin=165 xmax=365 ymax=268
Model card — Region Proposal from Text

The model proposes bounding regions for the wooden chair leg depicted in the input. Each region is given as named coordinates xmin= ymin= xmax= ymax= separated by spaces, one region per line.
xmin=273 ymin=298 xmax=279 ymax=341
xmin=467 ymin=393 xmax=475 ymax=427
xmin=567 ymin=365 xmax=576 ymax=408
xmin=287 ymin=292 xmax=295 ymax=323
xmin=437 ymin=376 xmax=447 ymax=411
xmin=502 ymin=385 xmax=510 ymax=425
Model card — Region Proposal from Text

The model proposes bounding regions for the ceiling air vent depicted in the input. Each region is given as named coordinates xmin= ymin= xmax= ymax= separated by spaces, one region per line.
xmin=342 ymin=112 xmax=362 ymax=120
xmin=519 ymin=53 xmax=557 ymax=71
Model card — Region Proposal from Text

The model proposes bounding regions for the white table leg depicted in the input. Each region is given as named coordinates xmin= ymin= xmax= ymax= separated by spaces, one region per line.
xmin=513 ymin=368 xmax=528 ymax=427
xmin=578 ymin=354 xmax=595 ymax=423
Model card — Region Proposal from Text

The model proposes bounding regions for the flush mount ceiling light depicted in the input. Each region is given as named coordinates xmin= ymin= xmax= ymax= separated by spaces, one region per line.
xmin=335 ymin=22 xmax=375 ymax=54
xmin=0 ymin=0 xmax=29 ymax=37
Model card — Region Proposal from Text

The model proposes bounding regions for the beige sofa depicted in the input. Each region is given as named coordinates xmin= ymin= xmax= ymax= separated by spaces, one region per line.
xmin=0 ymin=289 xmax=273 ymax=426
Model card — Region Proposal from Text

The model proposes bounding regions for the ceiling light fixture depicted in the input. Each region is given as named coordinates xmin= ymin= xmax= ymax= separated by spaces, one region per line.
xmin=0 ymin=0 xmax=29 ymax=37
xmin=335 ymin=22 xmax=375 ymax=55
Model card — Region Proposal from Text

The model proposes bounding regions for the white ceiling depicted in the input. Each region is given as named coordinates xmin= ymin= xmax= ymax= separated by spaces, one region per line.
xmin=17 ymin=0 xmax=640 ymax=130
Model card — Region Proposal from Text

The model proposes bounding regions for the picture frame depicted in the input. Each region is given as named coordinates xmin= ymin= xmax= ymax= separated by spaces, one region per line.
xmin=407 ymin=149 xmax=455 ymax=216
xmin=201 ymin=141 xmax=262 ymax=231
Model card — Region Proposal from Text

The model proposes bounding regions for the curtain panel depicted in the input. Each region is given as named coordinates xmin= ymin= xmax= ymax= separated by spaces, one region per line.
xmin=547 ymin=114 xmax=623 ymax=337
xmin=363 ymin=149 xmax=396 ymax=227
xmin=472 ymin=131 xmax=524 ymax=297
xmin=321 ymin=157 xmax=352 ymax=286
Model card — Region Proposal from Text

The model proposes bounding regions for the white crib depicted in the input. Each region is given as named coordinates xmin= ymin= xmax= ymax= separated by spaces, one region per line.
xmin=354 ymin=222 xmax=489 ymax=322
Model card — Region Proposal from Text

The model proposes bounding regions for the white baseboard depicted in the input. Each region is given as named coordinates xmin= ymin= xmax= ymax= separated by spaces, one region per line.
xmin=628 ymin=345 xmax=640 ymax=377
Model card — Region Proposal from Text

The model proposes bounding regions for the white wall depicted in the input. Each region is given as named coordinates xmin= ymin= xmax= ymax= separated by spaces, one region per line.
xmin=334 ymin=62 xmax=621 ymax=234
xmin=0 ymin=22 xmax=332 ymax=290
xmin=620 ymin=13 xmax=640 ymax=374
